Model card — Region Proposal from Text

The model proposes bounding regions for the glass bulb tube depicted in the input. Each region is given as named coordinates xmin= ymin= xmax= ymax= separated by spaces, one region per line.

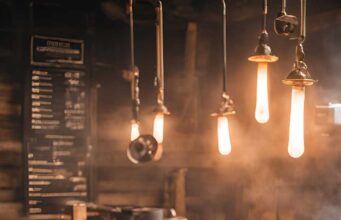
xmin=130 ymin=122 xmax=140 ymax=141
xmin=288 ymin=86 xmax=305 ymax=158
xmin=153 ymin=113 xmax=164 ymax=144
xmin=255 ymin=62 xmax=270 ymax=124
xmin=217 ymin=116 xmax=232 ymax=155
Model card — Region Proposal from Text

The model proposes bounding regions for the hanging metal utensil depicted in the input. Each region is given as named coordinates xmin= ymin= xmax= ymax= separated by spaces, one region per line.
xmin=274 ymin=0 xmax=298 ymax=36
xmin=127 ymin=134 xmax=161 ymax=164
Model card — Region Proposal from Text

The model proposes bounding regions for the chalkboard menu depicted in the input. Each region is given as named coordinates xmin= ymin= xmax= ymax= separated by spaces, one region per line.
xmin=24 ymin=36 xmax=90 ymax=219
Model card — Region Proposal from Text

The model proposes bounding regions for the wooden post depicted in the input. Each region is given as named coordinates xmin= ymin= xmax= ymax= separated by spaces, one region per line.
xmin=182 ymin=22 xmax=198 ymax=131
xmin=163 ymin=168 xmax=187 ymax=217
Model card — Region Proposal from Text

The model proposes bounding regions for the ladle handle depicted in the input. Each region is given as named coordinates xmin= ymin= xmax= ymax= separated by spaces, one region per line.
xmin=299 ymin=0 xmax=306 ymax=43
xmin=281 ymin=0 xmax=287 ymax=14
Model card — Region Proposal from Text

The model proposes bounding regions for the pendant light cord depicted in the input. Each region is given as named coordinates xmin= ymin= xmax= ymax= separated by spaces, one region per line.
xmin=262 ymin=0 xmax=268 ymax=31
xmin=295 ymin=0 xmax=307 ymax=66
xmin=222 ymin=0 xmax=228 ymax=95
xmin=129 ymin=0 xmax=135 ymax=68
xmin=155 ymin=0 xmax=165 ymax=105
xmin=129 ymin=0 xmax=140 ymax=122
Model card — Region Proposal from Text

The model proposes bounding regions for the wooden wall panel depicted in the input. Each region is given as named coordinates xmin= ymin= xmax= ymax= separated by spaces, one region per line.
xmin=0 ymin=2 xmax=24 ymax=215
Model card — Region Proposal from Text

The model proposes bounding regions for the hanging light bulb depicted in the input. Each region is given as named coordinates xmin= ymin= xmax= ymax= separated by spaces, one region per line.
xmin=130 ymin=121 xmax=140 ymax=141
xmin=217 ymin=116 xmax=232 ymax=155
xmin=153 ymin=113 xmax=164 ymax=143
xmin=288 ymin=87 xmax=305 ymax=158
xmin=255 ymin=62 xmax=269 ymax=123
xmin=248 ymin=0 xmax=278 ymax=124
xmin=153 ymin=103 xmax=169 ymax=145
xmin=211 ymin=0 xmax=235 ymax=156
xmin=282 ymin=0 xmax=316 ymax=158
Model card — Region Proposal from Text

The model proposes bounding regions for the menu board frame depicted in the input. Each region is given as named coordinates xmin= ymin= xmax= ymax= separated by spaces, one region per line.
xmin=24 ymin=35 xmax=92 ymax=219
xmin=30 ymin=35 xmax=85 ymax=67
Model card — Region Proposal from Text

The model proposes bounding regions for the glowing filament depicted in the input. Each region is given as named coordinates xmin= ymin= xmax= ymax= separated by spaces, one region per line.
xmin=288 ymin=87 xmax=305 ymax=158
xmin=153 ymin=113 xmax=164 ymax=144
xmin=217 ymin=116 xmax=232 ymax=155
xmin=130 ymin=122 xmax=140 ymax=141
xmin=255 ymin=62 xmax=269 ymax=124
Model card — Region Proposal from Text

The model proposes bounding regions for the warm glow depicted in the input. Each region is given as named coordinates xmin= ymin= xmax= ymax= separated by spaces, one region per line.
xmin=255 ymin=62 xmax=269 ymax=124
xmin=288 ymin=87 xmax=305 ymax=158
xmin=153 ymin=113 xmax=164 ymax=144
xmin=217 ymin=116 xmax=232 ymax=155
xmin=130 ymin=122 xmax=140 ymax=141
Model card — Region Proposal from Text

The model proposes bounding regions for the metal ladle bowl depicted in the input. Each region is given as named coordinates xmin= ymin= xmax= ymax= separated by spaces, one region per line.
xmin=274 ymin=13 xmax=298 ymax=36
xmin=127 ymin=134 xmax=161 ymax=164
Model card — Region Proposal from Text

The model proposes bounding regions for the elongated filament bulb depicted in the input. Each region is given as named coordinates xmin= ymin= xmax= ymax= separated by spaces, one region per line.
xmin=130 ymin=122 xmax=140 ymax=141
xmin=255 ymin=62 xmax=269 ymax=124
xmin=217 ymin=116 xmax=232 ymax=155
xmin=288 ymin=87 xmax=305 ymax=158
xmin=153 ymin=113 xmax=164 ymax=144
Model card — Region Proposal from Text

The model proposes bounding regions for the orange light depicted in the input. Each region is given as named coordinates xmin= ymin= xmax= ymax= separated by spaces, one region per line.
xmin=130 ymin=122 xmax=140 ymax=141
xmin=255 ymin=62 xmax=269 ymax=124
xmin=153 ymin=113 xmax=164 ymax=144
xmin=288 ymin=87 xmax=305 ymax=158
xmin=217 ymin=116 xmax=232 ymax=155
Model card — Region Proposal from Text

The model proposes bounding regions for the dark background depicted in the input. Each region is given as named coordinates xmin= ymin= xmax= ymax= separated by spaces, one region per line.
xmin=0 ymin=0 xmax=340 ymax=219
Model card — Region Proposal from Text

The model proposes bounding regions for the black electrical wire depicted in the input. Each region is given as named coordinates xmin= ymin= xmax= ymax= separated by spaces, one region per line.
xmin=262 ymin=0 xmax=268 ymax=31
xmin=129 ymin=0 xmax=135 ymax=68
xmin=221 ymin=0 xmax=228 ymax=94
xmin=129 ymin=0 xmax=140 ymax=122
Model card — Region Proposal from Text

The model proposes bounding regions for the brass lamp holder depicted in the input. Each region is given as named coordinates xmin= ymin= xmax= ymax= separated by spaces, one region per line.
xmin=131 ymin=66 xmax=140 ymax=122
xmin=153 ymin=102 xmax=170 ymax=115
xmin=248 ymin=31 xmax=279 ymax=63
xmin=211 ymin=93 xmax=236 ymax=117
xmin=248 ymin=0 xmax=278 ymax=63
xmin=282 ymin=0 xmax=317 ymax=88
xmin=282 ymin=44 xmax=316 ymax=87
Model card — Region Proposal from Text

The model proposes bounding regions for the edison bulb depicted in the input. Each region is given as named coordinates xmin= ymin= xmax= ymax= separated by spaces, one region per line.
xmin=255 ymin=62 xmax=269 ymax=124
xmin=288 ymin=86 xmax=305 ymax=158
xmin=130 ymin=122 xmax=140 ymax=141
xmin=153 ymin=113 xmax=164 ymax=144
xmin=217 ymin=116 xmax=232 ymax=155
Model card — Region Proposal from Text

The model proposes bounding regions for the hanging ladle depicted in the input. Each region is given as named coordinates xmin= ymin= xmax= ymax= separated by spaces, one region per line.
xmin=274 ymin=0 xmax=298 ymax=36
